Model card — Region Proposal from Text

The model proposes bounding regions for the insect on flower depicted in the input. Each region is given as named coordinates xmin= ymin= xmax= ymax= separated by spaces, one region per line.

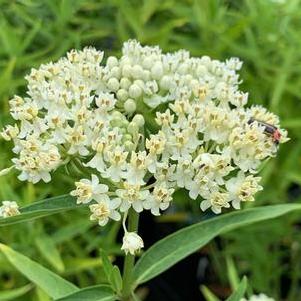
xmin=248 ymin=117 xmax=281 ymax=144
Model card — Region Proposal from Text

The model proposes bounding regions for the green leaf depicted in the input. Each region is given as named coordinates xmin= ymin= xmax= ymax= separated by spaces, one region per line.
xmin=226 ymin=256 xmax=240 ymax=291
xmin=226 ymin=276 xmax=247 ymax=301
xmin=133 ymin=204 xmax=301 ymax=285
xmin=200 ymin=285 xmax=220 ymax=301
xmin=99 ymin=249 xmax=115 ymax=280
xmin=52 ymin=218 xmax=93 ymax=244
xmin=0 ymin=195 xmax=81 ymax=226
xmin=35 ymin=234 xmax=65 ymax=272
xmin=0 ymin=244 xmax=78 ymax=299
xmin=63 ymin=258 xmax=103 ymax=276
xmin=0 ymin=284 xmax=33 ymax=300
xmin=100 ymin=249 xmax=122 ymax=293
xmin=109 ymin=266 xmax=123 ymax=294
xmin=55 ymin=285 xmax=116 ymax=301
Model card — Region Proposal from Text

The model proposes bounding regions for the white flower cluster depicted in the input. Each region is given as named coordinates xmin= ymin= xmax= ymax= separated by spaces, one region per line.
xmin=1 ymin=40 xmax=288 ymax=253
xmin=241 ymin=294 xmax=275 ymax=301
xmin=0 ymin=201 xmax=20 ymax=218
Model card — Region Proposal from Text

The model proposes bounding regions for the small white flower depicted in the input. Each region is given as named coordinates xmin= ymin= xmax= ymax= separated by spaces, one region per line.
xmin=89 ymin=197 xmax=121 ymax=226
xmin=144 ymin=183 xmax=174 ymax=215
xmin=121 ymin=232 xmax=144 ymax=255
xmin=1 ymin=124 xmax=19 ymax=141
xmin=67 ymin=126 xmax=89 ymax=156
xmin=171 ymin=157 xmax=194 ymax=189
xmin=226 ymin=172 xmax=263 ymax=209
xmin=102 ymin=146 xmax=128 ymax=182
xmin=125 ymin=151 xmax=149 ymax=185
xmin=70 ymin=174 xmax=108 ymax=204
xmin=200 ymin=191 xmax=230 ymax=214
xmin=95 ymin=92 xmax=116 ymax=112
xmin=0 ymin=201 xmax=20 ymax=218
xmin=154 ymin=161 xmax=176 ymax=184
xmin=116 ymin=182 xmax=149 ymax=213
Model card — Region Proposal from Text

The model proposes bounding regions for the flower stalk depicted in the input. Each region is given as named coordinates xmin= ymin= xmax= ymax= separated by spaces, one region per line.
xmin=121 ymin=209 xmax=140 ymax=300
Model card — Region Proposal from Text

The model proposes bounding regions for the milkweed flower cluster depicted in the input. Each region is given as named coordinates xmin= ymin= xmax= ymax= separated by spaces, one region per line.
xmin=1 ymin=40 xmax=288 ymax=253
xmin=241 ymin=294 xmax=275 ymax=301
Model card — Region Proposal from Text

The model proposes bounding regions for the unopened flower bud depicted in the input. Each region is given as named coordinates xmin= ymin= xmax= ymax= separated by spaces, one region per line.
xmin=160 ymin=75 xmax=172 ymax=90
xmin=129 ymin=84 xmax=142 ymax=98
xmin=107 ymin=56 xmax=118 ymax=68
xmin=132 ymin=114 xmax=145 ymax=127
xmin=107 ymin=78 xmax=120 ymax=92
xmin=120 ymin=78 xmax=131 ymax=89
xmin=122 ymin=134 xmax=132 ymax=143
xmin=110 ymin=66 xmax=121 ymax=78
xmin=117 ymin=89 xmax=128 ymax=101
xmin=142 ymin=57 xmax=152 ymax=69
xmin=121 ymin=232 xmax=144 ymax=255
xmin=124 ymin=141 xmax=135 ymax=151
xmin=127 ymin=122 xmax=139 ymax=134
xmin=110 ymin=118 xmax=124 ymax=127
xmin=132 ymin=65 xmax=144 ymax=79
xmin=124 ymin=99 xmax=136 ymax=114
xmin=122 ymin=65 xmax=132 ymax=78
xmin=111 ymin=111 xmax=124 ymax=121
xmin=134 ymin=79 xmax=145 ymax=89
xmin=151 ymin=62 xmax=163 ymax=80
xmin=142 ymin=70 xmax=150 ymax=81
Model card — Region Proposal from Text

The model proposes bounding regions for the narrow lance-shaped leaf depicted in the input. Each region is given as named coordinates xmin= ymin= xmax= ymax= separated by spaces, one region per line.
xmin=99 ymin=249 xmax=123 ymax=293
xmin=109 ymin=266 xmax=123 ymax=294
xmin=200 ymin=286 xmax=220 ymax=301
xmin=0 ymin=244 xmax=78 ymax=299
xmin=55 ymin=285 xmax=116 ymax=301
xmin=0 ymin=195 xmax=82 ymax=226
xmin=226 ymin=256 xmax=240 ymax=291
xmin=0 ymin=284 xmax=33 ymax=301
xmin=35 ymin=233 xmax=65 ymax=273
xmin=226 ymin=276 xmax=248 ymax=301
xmin=133 ymin=204 xmax=301 ymax=285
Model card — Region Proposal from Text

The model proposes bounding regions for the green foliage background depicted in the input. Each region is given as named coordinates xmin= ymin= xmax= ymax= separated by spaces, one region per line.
xmin=0 ymin=0 xmax=301 ymax=300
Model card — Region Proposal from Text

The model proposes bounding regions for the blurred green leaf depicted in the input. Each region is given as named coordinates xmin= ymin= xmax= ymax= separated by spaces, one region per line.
xmin=0 ymin=284 xmax=33 ymax=300
xmin=63 ymin=257 xmax=103 ymax=276
xmin=201 ymin=285 xmax=220 ymax=301
xmin=36 ymin=233 xmax=65 ymax=273
xmin=226 ymin=276 xmax=247 ymax=301
xmin=55 ymin=285 xmax=116 ymax=301
xmin=0 ymin=243 xmax=78 ymax=299
xmin=226 ymin=256 xmax=240 ymax=291
xmin=100 ymin=249 xmax=114 ymax=280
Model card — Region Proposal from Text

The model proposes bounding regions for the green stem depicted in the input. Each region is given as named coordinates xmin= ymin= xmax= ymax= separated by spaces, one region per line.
xmin=121 ymin=209 xmax=139 ymax=300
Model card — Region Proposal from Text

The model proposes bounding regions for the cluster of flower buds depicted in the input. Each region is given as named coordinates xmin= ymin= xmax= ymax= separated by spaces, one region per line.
xmin=1 ymin=40 xmax=288 ymax=254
